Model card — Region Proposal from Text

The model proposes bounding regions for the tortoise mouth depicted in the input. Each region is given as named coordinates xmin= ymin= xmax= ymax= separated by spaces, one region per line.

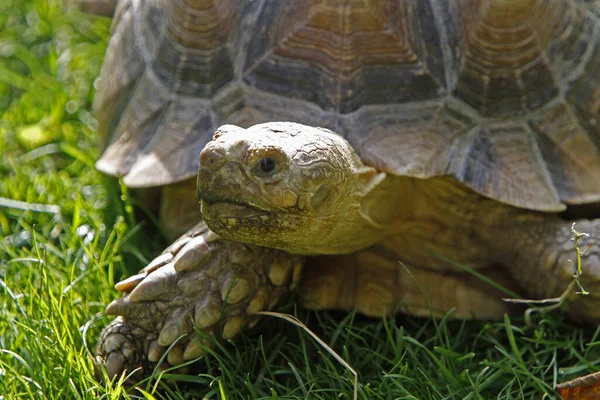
xmin=200 ymin=199 xmax=272 ymax=226
xmin=201 ymin=201 xmax=267 ymax=216
xmin=199 ymin=193 xmax=250 ymax=207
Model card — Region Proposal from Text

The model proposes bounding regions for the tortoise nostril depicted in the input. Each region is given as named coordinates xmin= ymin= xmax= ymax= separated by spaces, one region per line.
xmin=200 ymin=147 xmax=226 ymax=169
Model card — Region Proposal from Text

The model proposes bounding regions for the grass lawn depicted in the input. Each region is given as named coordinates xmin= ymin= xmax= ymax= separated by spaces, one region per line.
xmin=2 ymin=1 xmax=600 ymax=399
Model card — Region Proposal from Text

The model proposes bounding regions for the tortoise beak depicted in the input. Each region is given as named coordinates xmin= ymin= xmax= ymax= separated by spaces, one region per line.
xmin=197 ymin=143 xmax=246 ymax=205
xmin=197 ymin=129 xmax=253 ymax=202
xmin=197 ymin=139 xmax=227 ymax=202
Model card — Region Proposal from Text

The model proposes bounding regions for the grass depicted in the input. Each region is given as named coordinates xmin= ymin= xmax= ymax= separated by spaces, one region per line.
xmin=1 ymin=1 xmax=600 ymax=399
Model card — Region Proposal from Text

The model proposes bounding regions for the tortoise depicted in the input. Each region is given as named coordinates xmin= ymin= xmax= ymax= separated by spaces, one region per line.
xmin=93 ymin=0 xmax=600 ymax=379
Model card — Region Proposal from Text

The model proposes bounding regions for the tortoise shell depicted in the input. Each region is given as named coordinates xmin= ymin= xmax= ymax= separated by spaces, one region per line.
xmin=95 ymin=0 xmax=600 ymax=212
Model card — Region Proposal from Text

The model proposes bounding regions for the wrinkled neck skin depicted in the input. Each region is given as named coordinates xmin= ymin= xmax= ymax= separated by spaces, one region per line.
xmin=285 ymin=167 xmax=394 ymax=255
xmin=307 ymin=171 xmax=422 ymax=255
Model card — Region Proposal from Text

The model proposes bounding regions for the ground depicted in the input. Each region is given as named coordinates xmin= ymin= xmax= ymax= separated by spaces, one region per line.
xmin=1 ymin=1 xmax=600 ymax=399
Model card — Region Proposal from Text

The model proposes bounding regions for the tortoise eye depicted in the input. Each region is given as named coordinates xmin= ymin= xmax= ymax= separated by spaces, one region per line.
xmin=260 ymin=158 xmax=276 ymax=173
xmin=253 ymin=157 xmax=279 ymax=177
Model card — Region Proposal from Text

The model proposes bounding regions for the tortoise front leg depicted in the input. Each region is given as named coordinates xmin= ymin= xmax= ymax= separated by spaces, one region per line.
xmin=502 ymin=219 xmax=600 ymax=324
xmin=95 ymin=222 xmax=303 ymax=380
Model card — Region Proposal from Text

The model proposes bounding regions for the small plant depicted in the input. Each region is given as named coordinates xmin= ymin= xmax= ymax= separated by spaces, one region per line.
xmin=571 ymin=223 xmax=591 ymax=295
xmin=504 ymin=222 xmax=592 ymax=327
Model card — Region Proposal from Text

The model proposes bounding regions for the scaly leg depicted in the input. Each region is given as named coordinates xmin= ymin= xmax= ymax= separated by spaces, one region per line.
xmin=502 ymin=219 xmax=600 ymax=323
xmin=95 ymin=222 xmax=303 ymax=380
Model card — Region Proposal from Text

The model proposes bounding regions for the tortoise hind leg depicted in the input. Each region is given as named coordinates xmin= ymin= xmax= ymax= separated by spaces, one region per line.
xmin=300 ymin=249 xmax=516 ymax=319
xmin=501 ymin=219 xmax=600 ymax=324
xmin=95 ymin=222 xmax=303 ymax=381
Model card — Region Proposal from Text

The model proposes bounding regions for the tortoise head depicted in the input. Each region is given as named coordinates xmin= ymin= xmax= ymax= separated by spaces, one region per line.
xmin=197 ymin=122 xmax=386 ymax=254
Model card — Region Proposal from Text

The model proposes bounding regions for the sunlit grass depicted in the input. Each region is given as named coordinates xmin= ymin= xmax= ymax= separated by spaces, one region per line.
xmin=2 ymin=1 xmax=600 ymax=399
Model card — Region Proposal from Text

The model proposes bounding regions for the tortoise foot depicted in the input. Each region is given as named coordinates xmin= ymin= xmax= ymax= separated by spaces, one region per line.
xmin=95 ymin=222 xmax=303 ymax=380
xmin=95 ymin=316 xmax=151 ymax=381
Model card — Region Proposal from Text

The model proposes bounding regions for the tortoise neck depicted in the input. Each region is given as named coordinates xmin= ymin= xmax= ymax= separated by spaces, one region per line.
xmin=371 ymin=175 xmax=551 ymax=270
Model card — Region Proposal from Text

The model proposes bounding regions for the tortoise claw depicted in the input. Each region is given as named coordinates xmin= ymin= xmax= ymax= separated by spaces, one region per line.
xmin=157 ymin=308 xmax=192 ymax=346
xmin=174 ymin=235 xmax=210 ymax=272
xmin=129 ymin=263 xmax=177 ymax=302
